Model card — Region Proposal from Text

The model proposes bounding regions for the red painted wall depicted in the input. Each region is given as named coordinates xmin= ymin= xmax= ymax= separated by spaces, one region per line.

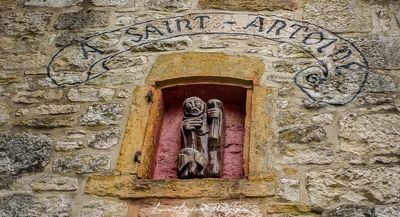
xmin=153 ymin=84 xmax=246 ymax=179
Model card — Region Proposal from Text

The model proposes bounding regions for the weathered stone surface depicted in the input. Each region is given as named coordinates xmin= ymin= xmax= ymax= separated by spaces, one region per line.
xmin=79 ymin=104 xmax=123 ymax=126
xmin=267 ymin=203 xmax=311 ymax=215
xmin=322 ymin=204 xmax=374 ymax=217
xmin=277 ymin=44 xmax=312 ymax=59
xmin=364 ymin=71 xmax=397 ymax=93
xmin=16 ymin=104 xmax=80 ymax=116
xmin=148 ymin=52 xmax=264 ymax=84
xmin=279 ymin=178 xmax=299 ymax=202
xmin=103 ymin=55 xmax=147 ymax=69
xmin=355 ymin=35 xmax=400 ymax=69
xmin=88 ymin=128 xmax=120 ymax=149
xmin=312 ymin=113 xmax=334 ymax=125
xmin=11 ymin=89 xmax=63 ymax=104
xmin=86 ymin=175 xmax=275 ymax=198
xmin=282 ymin=144 xmax=335 ymax=165
xmin=0 ymin=132 xmax=53 ymax=175
xmin=375 ymin=204 xmax=400 ymax=217
xmin=199 ymin=0 xmax=298 ymax=11
xmin=67 ymin=88 xmax=114 ymax=102
xmin=31 ymin=175 xmax=79 ymax=191
xmin=200 ymin=36 xmax=237 ymax=49
xmin=86 ymin=66 xmax=145 ymax=86
xmin=52 ymin=45 xmax=96 ymax=72
xmin=0 ymin=52 xmax=47 ymax=70
xmin=279 ymin=125 xmax=326 ymax=143
xmin=339 ymin=113 xmax=400 ymax=164
xmin=0 ymin=193 xmax=43 ymax=217
xmin=14 ymin=116 xmax=75 ymax=128
xmin=55 ymin=141 xmax=84 ymax=151
xmin=303 ymin=0 xmax=372 ymax=33
xmin=139 ymin=201 xmax=262 ymax=217
xmin=0 ymin=0 xmax=17 ymax=10
xmin=24 ymin=0 xmax=83 ymax=7
xmin=92 ymin=0 xmax=128 ymax=6
xmin=145 ymin=0 xmax=192 ymax=11
xmin=53 ymin=154 xmax=111 ymax=174
xmin=79 ymin=199 xmax=128 ymax=217
xmin=301 ymin=99 xmax=325 ymax=110
xmin=307 ymin=166 xmax=400 ymax=208
xmin=355 ymin=93 xmax=396 ymax=106
xmin=40 ymin=194 xmax=72 ymax=217
xmin=0 ymin=11 xmax=51 ymax=35
xmin=277 ymin=110 xmax=306 ymax=127
xmin=0 ymin=104 xmax=10 ymax=125
xmin=128 ymin=37 xmax=192 ymax=52
xmin=65 ymin=130 xmax=86 ymax=139
xmin=55 ymin=10 xmax=110 ymax=30
xmin=0 ymin=193 xmax=71 ymax=217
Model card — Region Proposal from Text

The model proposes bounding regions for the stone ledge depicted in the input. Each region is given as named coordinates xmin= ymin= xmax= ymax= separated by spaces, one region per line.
xmin=85 ymin=176 xmax=275 ymax=199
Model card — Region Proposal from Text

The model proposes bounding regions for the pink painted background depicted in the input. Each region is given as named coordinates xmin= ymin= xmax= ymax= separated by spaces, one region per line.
xmin=153 ymin=84 xmax=246 ymax=179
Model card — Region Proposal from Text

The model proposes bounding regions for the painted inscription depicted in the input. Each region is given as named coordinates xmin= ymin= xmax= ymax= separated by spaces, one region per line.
xmin=47 ymin=13 xmax=369 ymax=105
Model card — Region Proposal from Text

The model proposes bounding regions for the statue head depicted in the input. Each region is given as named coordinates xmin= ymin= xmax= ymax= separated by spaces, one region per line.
xmin=183 ymin=96 xmax=206 ymax=117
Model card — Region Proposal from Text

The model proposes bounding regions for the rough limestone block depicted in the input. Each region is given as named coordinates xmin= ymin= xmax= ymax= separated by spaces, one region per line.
xmin=303 ymin=0 xmax=372 ymax=33
xmin=279 ymin=178 xmax=300 ymax=202
xmin=92 ymin=0 xmax=128 ymax=6
xmin=79 ymin=104 xmax=123 ymax=126
xmin=79 ymin=199 xmax=128 ymax=217
xmin=0 ymin=104 xmax=10 ymax=125
xmin=67 ymin=88 xmax=114 ymax=102
xmin=0 ymin=52 xmax=47 ymax=70
xmin=54 ymin=10 xmax=110 ymax=30
xmin=31 ymin=175 xmax=79 ymax=191
xmin=0 ymin=132 xmax=53 ymax=176
xmin=199 ymin=0 xmax=298 ymax=11
xmin=0 ymin=193 xmax=71 ymax=217
xmin=0 ymin=11 xmax=51 ymax=35
xmin=282 ymin=144 xmax=335 ymax=165
xmin=307 ymin=167 xmax=400 ymax=208
xmin=0 ymin=0 xmax=17 ymax=10
xmin=279 ymin=125 xmax=327 ymax=143
xmin=24 ymin=0 xmax=83 ymax=7
xmin=16 ymin=104 xmax=80 ymax=116
xmin=354 ymin=35 xmax=400 ymax=70
xmin=339 ymin=113 xmax=400 ymax=164
xmin=145 ymin=0 xmax=193 ymax=11
xmin=53 ymin=154 xmax=111 ymax=174
xmin=88 ymin=128 xmax=120 ymax=149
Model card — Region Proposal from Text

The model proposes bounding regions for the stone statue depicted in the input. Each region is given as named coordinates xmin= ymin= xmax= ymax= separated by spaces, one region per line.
xmin=177 ymin=97 xmax=224 ymax=179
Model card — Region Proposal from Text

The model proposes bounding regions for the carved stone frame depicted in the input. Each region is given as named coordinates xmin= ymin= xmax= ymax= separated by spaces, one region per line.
xmin=85 ymin=53 xmax=276 ymax=199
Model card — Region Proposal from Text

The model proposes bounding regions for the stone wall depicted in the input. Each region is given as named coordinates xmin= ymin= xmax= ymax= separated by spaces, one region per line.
xmin=0 ymin=0 xmax=399 ymax=216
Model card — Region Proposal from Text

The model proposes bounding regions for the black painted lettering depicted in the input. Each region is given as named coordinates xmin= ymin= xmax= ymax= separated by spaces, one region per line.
xmin=244 ymin=17 xmax=265 ymax=32
xmin=194 ymin=15 xmax=210 ymax=29
xmin=80 ymin=41 xmax=104 ymax=59
xmin=329 ymin=47 xmax=353 ymax=62
xmin=302 ymin=32 xmax=324 ymax=45
xmin=144 ymin=24 xmax=164 ymax=39
xmin=317 ymin=38 xmax=338 ymax=53
xmin=176 ymin=19 xmax=193 ymax=32
xmin=289 ymin=24 xmax=308 ymax=39
xmin=266 ymin=20 xmax=287 ymax=35
xmin=163 ymin=20 xmax=174 ymax=34
xmin=125 ymin=27 xmax=143 ymax=43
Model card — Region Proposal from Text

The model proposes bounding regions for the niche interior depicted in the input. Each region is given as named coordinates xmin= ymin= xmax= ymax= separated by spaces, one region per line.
xmin=153 ymin=83 xmax=248 ymax=179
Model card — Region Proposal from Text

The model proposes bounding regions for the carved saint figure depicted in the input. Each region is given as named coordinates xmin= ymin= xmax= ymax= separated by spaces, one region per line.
xmin=177 ymin=97 xmax=224 ymax=179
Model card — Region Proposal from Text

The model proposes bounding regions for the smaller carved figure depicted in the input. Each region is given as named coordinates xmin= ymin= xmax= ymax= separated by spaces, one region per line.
xmin=177 ymin=97 xmax=224 ymax=179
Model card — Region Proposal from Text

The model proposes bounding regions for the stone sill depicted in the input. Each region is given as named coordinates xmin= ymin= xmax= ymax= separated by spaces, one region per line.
xmin=85 ymin=175 xmax=275 ymax=199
